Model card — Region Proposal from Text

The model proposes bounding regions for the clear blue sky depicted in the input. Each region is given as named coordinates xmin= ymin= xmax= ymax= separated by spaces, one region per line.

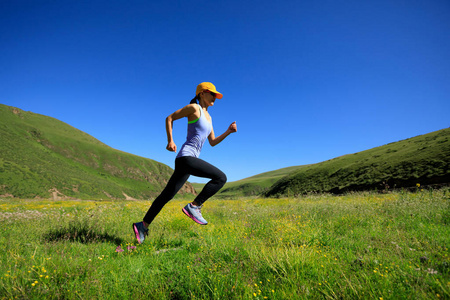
xmin=1 ymin=0 xmax=449 ymax=183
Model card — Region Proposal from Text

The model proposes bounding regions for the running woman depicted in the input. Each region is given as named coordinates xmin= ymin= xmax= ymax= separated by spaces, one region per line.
xmin=133 ymin=82 xmax=237 ymax=244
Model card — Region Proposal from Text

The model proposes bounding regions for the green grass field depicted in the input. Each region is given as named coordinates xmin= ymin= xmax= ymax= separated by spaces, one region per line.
xmin=1 ymin=189 xmax=449 ymax=299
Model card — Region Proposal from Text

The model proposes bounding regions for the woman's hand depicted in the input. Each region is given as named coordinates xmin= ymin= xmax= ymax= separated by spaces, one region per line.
xmin=209 ymin=121 xmax=237 ymax=147
xmin=166 ymin=141 xmax=177 ymax=152
xmin=228 ymin=121 xmax=237 ymax=133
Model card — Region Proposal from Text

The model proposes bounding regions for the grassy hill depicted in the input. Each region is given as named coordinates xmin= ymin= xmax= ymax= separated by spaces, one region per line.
xmin=265 ymin=128 xmax=450 ymax=197
xmin=194 ymin=165 xmax=308 ymax=198
xmin=199 ymin=128 xmax=450 ymax=198
xmin=0 ymin=104 xmax=195 ymax=200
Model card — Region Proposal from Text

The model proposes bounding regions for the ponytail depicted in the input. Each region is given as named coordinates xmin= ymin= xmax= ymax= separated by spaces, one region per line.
xmin=190 ymin=95 xmax=199 ymax=104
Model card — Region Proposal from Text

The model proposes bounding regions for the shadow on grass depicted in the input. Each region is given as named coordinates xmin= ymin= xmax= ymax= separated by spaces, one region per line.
xmin=43 ymin=222 xmax=124 ymax=245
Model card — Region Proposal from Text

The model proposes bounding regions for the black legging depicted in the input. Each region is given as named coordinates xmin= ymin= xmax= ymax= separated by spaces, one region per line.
xmin=143 ymin=156 xmax=227 ymax=225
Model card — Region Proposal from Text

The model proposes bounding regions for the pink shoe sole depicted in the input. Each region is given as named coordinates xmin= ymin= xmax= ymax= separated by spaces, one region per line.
xmin=182 ymin=208 xmax=207 ymax=225
xmin=133 ymin=224 xmax=142 ymax=244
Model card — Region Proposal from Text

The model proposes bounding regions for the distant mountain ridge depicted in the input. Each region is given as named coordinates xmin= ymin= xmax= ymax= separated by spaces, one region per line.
xmin=2 ymin=104 xmax=448 ymax=200
xmin=209 ymin=127 xmax=450 ymax=198
xmin=0 ymin=104 xmax=195 ymax=199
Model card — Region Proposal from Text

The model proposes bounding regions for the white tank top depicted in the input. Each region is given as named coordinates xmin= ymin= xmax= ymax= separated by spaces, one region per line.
xmin=176 ymin=104 xmax=212 ymax=158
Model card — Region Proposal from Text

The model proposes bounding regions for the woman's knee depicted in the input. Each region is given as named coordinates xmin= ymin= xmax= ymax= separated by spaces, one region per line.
xmin=216 ymin=171 xmax=227 ymax=186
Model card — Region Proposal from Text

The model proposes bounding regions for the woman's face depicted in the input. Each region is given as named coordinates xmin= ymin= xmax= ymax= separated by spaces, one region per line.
xmin=200 ymin=91 xmax=216 ymax=106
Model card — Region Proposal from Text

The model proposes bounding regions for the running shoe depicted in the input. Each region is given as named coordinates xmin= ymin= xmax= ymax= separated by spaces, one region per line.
xmin=132 ymin=222 xmax=148 ymax=244
xmin=182 ymin=203 xmax=208 ymax=225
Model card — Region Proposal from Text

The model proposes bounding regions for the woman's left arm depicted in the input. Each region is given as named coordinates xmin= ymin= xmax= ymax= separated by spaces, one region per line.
xmin=208 ymin=122 xmax=237 ymax=147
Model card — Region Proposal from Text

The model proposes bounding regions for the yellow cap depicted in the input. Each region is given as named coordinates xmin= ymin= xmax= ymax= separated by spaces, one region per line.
xmin=196 ymin=82 xmax=223 ymax=99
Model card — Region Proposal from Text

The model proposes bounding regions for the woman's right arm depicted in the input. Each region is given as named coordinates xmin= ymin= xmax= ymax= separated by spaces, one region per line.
xmin=165 ymin=104 xmax=198 ymax=152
